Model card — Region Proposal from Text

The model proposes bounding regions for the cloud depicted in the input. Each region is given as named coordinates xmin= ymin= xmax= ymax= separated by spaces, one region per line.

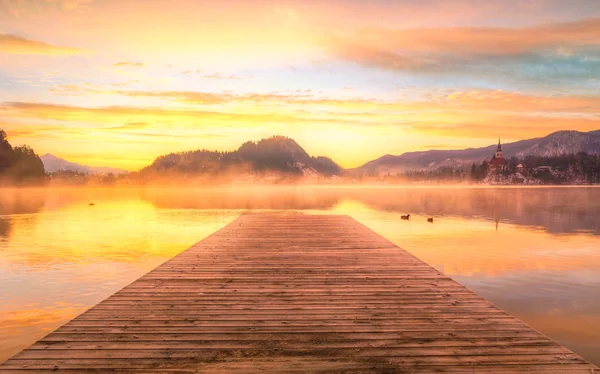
xmin=200 ymin=72 xmax=252 ymax=80
xmin=0 ymin=0 xmax=93 ymax=17
xmin=45 ymin=0 xmax=94 ymax=10
xmin=0 ymin=101 xmax=375 ymax=143
xmin=49 ymin=84 xmax=87 ymax=95
xmin=181 ymin=70 xmax=251 ymax=80
xmin=0 ymin=34 xmax=87 ymax=55
xmin=0 ymin=102 xmax=307 ymax=126
xmin=112 ymin=61 xmax=144 ymax=68
xmin=110 ymin=80 xmax=140 ymax=87
xmin=110 ymin=122 xmax=149 ymax=130
xmin=330 ymin=42 xmax=437 ymax=71
xmin=415 ymin=115 xmax=600 ymax=139
xmin=48 ymin=85 xmax=319 ymax=105
xmin=0 ymin=122 xmax=85 ymax=139
xmin=430 ymin=90 xmax=600 ymax=114
xmin=46 ymin=84 xmax=600 ymax=117
xmin=326 ymin=17 xmax=600 ymax=72
xmin=121 ymin=90 xmax=233 ymax=105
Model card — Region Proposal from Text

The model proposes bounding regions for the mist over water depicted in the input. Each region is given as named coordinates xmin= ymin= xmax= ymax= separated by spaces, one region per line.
xmin=1 ymin=186 xmax=599 ymax=365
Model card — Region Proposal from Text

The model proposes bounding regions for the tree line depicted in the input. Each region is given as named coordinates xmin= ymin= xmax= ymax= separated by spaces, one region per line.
xmin=0 ymin=130 xmax=46 ymax=185
xmin=378 ymin=152 xmax=600 ymax=184
xmin=470 ymin=153 xmax=600 ymax=183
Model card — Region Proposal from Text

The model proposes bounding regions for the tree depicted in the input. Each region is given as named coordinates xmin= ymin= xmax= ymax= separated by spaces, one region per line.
xmin=0 ymin=130 xmax=14 ymax=174
xmin=0 ymin=129 xmax=46 ymax=185
xmin=9 ymin=145 xmax=46 ymax=183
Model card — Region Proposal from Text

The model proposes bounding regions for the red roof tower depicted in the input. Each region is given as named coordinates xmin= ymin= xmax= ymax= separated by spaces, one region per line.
xmin=489 ymin=138 xmax=505 ymax=167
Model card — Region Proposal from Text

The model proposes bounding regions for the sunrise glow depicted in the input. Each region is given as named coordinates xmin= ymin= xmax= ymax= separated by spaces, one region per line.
xmin=1 ymin=0 xmax=600 ymax=170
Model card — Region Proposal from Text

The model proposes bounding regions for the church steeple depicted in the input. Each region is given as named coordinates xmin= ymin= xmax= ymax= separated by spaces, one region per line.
xmin=489 ymin=137 xmax=506 ymax=170
xmin=495 ymin=138 xmax=504 ymax=159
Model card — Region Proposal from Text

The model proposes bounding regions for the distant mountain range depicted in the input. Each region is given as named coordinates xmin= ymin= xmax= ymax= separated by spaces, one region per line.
xmin=353 ymin=130 xmax=600 ymax=175
xmin=39 ymin=130 xmax=600 ymax=179
xmin=41 ymin=154 xmax=128 ymax=175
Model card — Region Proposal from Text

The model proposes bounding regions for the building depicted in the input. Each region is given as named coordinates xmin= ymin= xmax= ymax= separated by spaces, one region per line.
xmin=488 ymin=138 xmax=506 ymax=171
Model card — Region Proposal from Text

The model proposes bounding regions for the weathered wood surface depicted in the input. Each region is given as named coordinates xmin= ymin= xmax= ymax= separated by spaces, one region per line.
xmin=1 ymin=214 xmax=597 ymax=373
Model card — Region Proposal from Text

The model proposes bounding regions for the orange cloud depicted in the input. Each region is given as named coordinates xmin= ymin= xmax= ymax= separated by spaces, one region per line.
xmin=45 ymin=0 xmax=94 ymax=10
xmin=0 ymin=122 xmax=85 ymax=139
xmin=0 ymin=34 xmax=87 ymax=55
xmin=109 ymin=122 xmax=149 ymax=131
xmin=200 ymin=72 xmax=246 ymax=80
xmin=45 ymin=84 xmax=600 ymax=117
xmin=47 ymin=84 xmax=372 ymax=106
xmin=415 ymin=116 xmax=600 ymax=139
xmin=430 ymin=90 xmax=600 ymax=114
xmin=121 ymin=91 xmax=232 ymax=105
xmin=330 ymin=42 xmax=436 ymax=71
xmin=112 ymin=61 xmax=144 ymax=68
xmin=0 ymin=101 xmax=321 ymax=127
xmin=326 ymin=17 xmax=600 ymax=70
xmin=180 ymin=70 xmax=252 ymax=80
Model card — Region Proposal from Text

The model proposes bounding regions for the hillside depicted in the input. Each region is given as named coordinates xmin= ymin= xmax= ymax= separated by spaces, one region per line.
xmin=355 ymin=130 xmax=600 ymax=175
xmin=0 ymin=129 xmax=45 ymax=184
xmin=139 ymin=136 xmax=342 ymax=180
xmin=41 ymin=154 xmax=128 ymax=175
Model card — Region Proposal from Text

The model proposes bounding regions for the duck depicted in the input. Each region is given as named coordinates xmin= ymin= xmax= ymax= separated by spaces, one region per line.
xmin=427 ymin=217 xmax=434 ymax=223
xmin=401 ymin=214 xmax=410 ymax=220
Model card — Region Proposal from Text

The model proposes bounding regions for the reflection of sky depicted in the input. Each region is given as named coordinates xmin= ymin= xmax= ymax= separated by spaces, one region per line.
xmin=452 ymin=270 xmax=600 ymax=366
xmin=0 ymin=187 xmax=599 ymax=365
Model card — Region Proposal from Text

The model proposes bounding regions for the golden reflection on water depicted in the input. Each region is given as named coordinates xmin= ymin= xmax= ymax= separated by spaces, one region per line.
xmin=1 ymin=186 xmax=599 ymax=364
xmin=330 ymin=199 xmax=600 ymax=276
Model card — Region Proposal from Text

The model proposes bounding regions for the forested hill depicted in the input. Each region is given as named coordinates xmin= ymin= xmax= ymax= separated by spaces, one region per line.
xmin=139 ymin=136 xmax=342 ymax=179
xmin=355 ymin=130 xmax=600 ymax=175
xmin=0 ymin=129 xmax=45 ymax=185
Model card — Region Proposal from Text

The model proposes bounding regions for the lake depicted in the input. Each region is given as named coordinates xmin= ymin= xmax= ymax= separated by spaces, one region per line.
xmin=1 ymin=186 xmax=599 ymax=365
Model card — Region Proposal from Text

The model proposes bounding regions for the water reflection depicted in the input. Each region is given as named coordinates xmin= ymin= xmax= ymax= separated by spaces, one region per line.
xmin=142 ymin=186 xmax=600 ymax=235
xmin=324 ymin=198 xmax=600 ymax=365
xmin=143 ymin=186 xmax=341 ymax=210
xmin=0 ymin=189 xmax=46 ymax=238
xmin=0 ymin=186 xmax=599 ymax=365
xmin=344 ymin=187 xmax=600 ymax=235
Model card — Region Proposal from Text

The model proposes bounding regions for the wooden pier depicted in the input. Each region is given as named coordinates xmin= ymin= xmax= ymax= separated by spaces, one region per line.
xmin=1 ymin=214 xmax=597 ymax=373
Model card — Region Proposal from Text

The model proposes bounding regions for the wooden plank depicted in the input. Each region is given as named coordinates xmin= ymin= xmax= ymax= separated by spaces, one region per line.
xmin=1 ymin=213 xmax=597 ymax=373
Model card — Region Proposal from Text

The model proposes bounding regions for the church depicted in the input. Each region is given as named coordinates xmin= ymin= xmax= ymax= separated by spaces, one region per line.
xmin=488 ymin=139 xmax=506 ymax=171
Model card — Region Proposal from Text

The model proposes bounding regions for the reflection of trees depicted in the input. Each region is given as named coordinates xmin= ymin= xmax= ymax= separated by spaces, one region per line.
xmin=4 ymin=186 xmax=596 ymax=238
xmin=0 ymin=218 xmax=9 ymax=238
xmin=142 ymin=186 xmax=600 ymax=235
xmin=0 ymin=189 xmax=46 ymax=238
xmin=343 ymin=187 xmax=600 ymax=235
xmin=143 ymin=187 xmax=341 ymax=210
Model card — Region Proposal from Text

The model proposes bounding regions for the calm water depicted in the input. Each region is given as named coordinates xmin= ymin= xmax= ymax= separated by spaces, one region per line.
xmin=1 ymin=186 xmax=599 ymax=365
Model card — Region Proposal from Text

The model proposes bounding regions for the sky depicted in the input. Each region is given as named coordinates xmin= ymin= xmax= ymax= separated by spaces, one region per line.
xmin=1 ymin=0 xmax=600 ymax=170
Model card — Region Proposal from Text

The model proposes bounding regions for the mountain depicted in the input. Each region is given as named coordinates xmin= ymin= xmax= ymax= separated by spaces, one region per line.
xmin=355 ymin=130 xmax=600 ymax=175
xmin=41 ymin=154 xmax=128 ymax=175
xmin=140 ymin=136 xmax=341 ymax=178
